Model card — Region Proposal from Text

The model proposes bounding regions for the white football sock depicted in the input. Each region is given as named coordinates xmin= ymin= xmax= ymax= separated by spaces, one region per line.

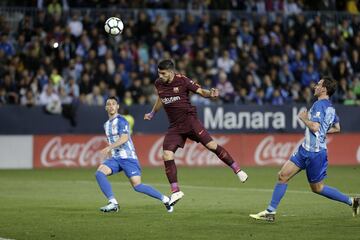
xmin=109 ymin=197 xmax=118 ymax=205
xmin=162 ymin=195 xmax=170 ymax=203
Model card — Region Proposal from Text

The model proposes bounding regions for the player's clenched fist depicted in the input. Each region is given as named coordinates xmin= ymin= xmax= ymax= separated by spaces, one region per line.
xmin=298 ymin=110 xmax=308 ymax=121
xmin=210 ymin=88 xmax=219 ymax=99
xmin=144 ymin=111 xmax=155 ymax=120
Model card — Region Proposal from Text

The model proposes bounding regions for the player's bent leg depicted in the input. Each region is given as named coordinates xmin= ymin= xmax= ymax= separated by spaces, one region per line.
xmin=306 ymin=150 xmax=354 ymax=215
xmin=267 ymin=161 xmax=300 ymax=211
xmin=130 ymin=176 xmax=174 ymax=213
xmin=310 ymin=181 xmax=354 ymax=214
xmin=205 ymin=141 xmax=248 ymax=182
xmin=250 ymin=160 xmax=300 ymax=221
xmin=96 ymin=164 xmax=119 ymax=212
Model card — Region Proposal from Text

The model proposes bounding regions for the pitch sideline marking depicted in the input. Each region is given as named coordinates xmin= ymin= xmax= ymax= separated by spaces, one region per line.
xmin=14 ymin=179 xmax=360 ymax=195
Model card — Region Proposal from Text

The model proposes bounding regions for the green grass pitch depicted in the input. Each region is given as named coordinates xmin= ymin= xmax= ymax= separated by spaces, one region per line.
xmin=0 ymin=167 xmax=359 ymax=240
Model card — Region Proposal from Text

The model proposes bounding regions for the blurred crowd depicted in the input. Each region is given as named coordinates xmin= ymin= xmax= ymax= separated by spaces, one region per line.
xmin=4 ymin=0 xmax=360 ymax=12
xmin=0 ymin=0 xmax=359 ymax=110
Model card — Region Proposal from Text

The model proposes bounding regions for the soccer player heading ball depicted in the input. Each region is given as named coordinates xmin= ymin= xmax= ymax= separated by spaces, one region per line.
xmin=144 ymin=59 xmax=248 ymax=206
xmin=250 ymin=77 xmax=359 ymax=222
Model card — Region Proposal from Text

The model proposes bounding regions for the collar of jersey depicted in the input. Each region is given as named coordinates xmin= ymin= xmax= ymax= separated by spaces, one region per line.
xmin=109 ymin=114 xmax=120 ymax=122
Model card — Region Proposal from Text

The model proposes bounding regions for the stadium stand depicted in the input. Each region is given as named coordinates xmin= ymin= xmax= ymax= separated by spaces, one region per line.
xmin=0 ymin=0 xmax=359 ymax=108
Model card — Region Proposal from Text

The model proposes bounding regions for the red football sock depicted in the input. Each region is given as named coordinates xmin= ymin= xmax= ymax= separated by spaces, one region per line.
xmin=164 ymin=160 xmax=180 ymax=192
xmin=211 ymin=145 xmax=240 ymax=173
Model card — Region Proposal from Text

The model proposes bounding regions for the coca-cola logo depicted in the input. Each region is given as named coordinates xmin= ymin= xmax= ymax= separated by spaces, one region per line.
xmin=40 ymin=136 xmax=107 ymax=167
xmin=357 ymin=146 xmax=360 ymax=163
xmin=149 ymin=136 xmax=229 ymax=166
xmin=255 ymin=136 xmax=303 ymax=166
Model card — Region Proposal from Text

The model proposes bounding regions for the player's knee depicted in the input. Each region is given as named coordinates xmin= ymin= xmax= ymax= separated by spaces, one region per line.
xmin=310 ymin=184 xmax=323 ymax=194
xmin=96 ymin=165 xmax=111 ymax=176
xmin=277 ymin=172 xmax=289 ymax=183
xmin=163 ymin=151 xmax=174 ymax=161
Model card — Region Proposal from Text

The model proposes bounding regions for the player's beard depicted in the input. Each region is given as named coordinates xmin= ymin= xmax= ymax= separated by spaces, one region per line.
xmin=314 ymin=88 xmax=322 ymax=98
xmin=160 ymin=77 xmax=170 ymax=83
xmin=108 ymin=109 xmax=117 ymax=117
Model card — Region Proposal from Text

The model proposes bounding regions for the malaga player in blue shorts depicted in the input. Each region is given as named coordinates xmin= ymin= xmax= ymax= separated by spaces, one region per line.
xmin=95 ymin=96 xmax=173 ymax=213
xmin=250 ymin=77 xmax=359 ymax=222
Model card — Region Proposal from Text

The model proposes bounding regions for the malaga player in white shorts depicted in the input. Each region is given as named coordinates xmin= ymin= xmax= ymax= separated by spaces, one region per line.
xmin=95 ymin=96 xmax=173 ymax=213
xmin=250 ymin=76 xmax=359 ymax=222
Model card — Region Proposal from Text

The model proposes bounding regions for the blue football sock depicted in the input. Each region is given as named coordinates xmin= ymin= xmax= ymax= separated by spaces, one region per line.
xmin=95 ymin=171 xmax=114 ymax=200
xmin=133 ymin=184 xmax=163 ymax=201
xmin=267 ymin=183 xmax=288 ymax=212
xmin=318 ymin=185 xmax=352 ymax=206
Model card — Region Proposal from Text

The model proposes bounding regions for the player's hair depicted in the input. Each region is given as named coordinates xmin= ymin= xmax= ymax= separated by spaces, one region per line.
xmin=106 ymin=96 xmax=119 ymax=104
xmin=321 ymin=76 xmax=337 ymax=97
xmin=158 ymin=59 xmax=175 ymax=71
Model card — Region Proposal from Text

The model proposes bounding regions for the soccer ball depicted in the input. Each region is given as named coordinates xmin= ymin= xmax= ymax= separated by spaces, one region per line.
xmin=104 ymin=17 xmax=124 ymax=36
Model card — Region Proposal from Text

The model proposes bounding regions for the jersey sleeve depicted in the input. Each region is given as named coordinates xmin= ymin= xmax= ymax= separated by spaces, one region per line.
xmin=117 ymin=117 xmax=130 ymax=135
xmin=183 ymin=76 xmax=200 ymax=93
xmin=310 ymin=102 xmax=324 ymax=123
xmin=324 ymin=106 xmax=337 ymax=126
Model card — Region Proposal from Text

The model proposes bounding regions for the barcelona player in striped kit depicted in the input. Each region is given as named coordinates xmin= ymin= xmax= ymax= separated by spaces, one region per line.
xmin=95 ymin=96 xmax=173 ymax=213
xmin=250 ymin=77 xmax=359 ymax=222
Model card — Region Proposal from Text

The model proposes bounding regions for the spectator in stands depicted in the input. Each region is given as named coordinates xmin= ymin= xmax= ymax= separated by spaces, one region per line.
xmin=271 ymin=88 xmax=285 ymax=105
xmin=47 ymin=0 xmax=62 ymax=16
xmin=216 ymin=70 xmax=235 ymax=103
xmin=301 ymin=64 xmax=319 ymax=87
xmin=350 ymin=49 xmax=360 ymax=74
xmin=0 ymin=87 xmax=7 ymax=105
xmin=217 ymin=50 xmax=235 ymax=73
xmin=1 ymin=74 xmax=18 ymax=104
xmin=0 ymin=34 xmax=14 ymax=57
xmin=123 ymin=91 xmax=133 ymax=106
xmin=85 ymin=85 xmax=104 ymax=106
xmin=0 ymin=4 xmax=358 ymax=109
xmin=65 ymin=77 xmax=79 ymax=99
xmin=38 ymin=84 xmax=62 ymax=114
xmin=279 ymin=64 xmax=295 ymax=86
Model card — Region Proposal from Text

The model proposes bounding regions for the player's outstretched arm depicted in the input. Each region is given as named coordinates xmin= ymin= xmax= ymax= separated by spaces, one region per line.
xmin=196 ymin=88 xmax=219 ymax=99
xmin=100 ymin=134 xmax=129 ymax=156
xmin=144 ymin=96 xmax=163 ymax=120
xmin=327 ymin=122 xmax=341 ymax=134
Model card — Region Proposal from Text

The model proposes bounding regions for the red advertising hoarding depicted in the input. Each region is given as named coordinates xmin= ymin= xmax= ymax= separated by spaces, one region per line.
xmin=33 ymin=134 xmax=360 ymax=168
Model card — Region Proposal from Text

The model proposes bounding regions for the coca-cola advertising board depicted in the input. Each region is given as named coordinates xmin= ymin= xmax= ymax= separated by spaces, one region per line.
xmin=33 ymin=134 xmax=360 ymax=168
xmin=33 ymin=135 xmax=108 ymax=168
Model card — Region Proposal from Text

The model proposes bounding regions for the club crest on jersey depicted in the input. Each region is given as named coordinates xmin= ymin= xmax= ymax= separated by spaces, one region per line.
xmin=173 ymin=87 xmax=179 ymax=93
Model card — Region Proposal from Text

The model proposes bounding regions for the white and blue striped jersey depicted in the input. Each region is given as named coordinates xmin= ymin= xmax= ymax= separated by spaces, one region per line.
xmin=104 ymin=114 xmax=138 ymax=159
xmin=302 ymin=99 xmax=339 ymax=152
